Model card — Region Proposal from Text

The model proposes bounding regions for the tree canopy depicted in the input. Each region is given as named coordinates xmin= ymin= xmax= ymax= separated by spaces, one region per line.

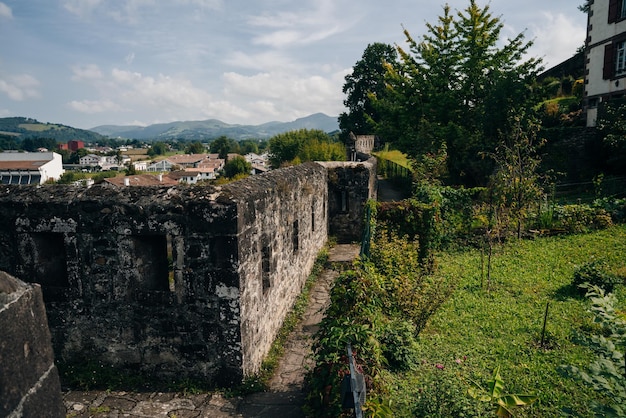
xmin=338 ymin=43 xmax=398 ymax=140
xmin=268 ymin=129 xmax=346 ymax=169
xmin=223 ymin=155 xmax=252 ymax=178
xmin=360 ymin=1 xmax=542 ymax=186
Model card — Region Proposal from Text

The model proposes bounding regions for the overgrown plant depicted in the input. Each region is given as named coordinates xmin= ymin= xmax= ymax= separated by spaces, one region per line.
xmin=487 ymin=112 xmax=545 ymax=239
xmin=572 ymin=259 xmax=622 ymax=294
xmin=467 ymin=366 xmax=538 ymax=417
xmin=561 ymin=285 xmax=626 ymax=417
xmin=306 ymin=223 xmax=453 ymax=416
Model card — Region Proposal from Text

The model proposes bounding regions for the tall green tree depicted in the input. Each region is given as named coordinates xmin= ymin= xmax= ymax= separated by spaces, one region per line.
xmin=223 ymin=155 xmax=252 ymax=178
xmin=210 ymin=136 xmax=238 ymax=159
xmin=185 ymin=141 xmax=206 ymax=154
xmin=371 ymin=1 xmax=542 ymax=186
xmin=339 ymin=43 xmax=398 ymax=141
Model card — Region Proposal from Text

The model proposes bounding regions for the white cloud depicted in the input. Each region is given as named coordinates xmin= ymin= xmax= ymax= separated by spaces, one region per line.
xmin=223 ymin=50 xmax=299 ymax=72
xmin=125 ymin=53 xmax=135 ymax=65
xmin=222 ymin=68 xmax=347 ymax=121
xmin=527 ymin=12 xmax=586 ymax=67
xmin=0 ymin=2 xmax=13 ymax=19
xmin=175 ymin=0 xmax=222 ymax=11
xmin=68 ymin=99 xmax=122 ymax=114
xmin=62 ymin=0 xmax=102 ymax=17
xmin=71 ymin=64 xmax=103 ymax=81
xmin=248 ymin=0 xmax=350 ymax=48
xmin=0 ymin=74 xmax=40 ymax=101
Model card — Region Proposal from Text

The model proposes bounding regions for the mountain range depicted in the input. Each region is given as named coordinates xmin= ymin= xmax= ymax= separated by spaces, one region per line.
xmin=90 ymin=113 xmax=339 ymax=141
xmin=0 ymin=113 xmax=340 ymax=143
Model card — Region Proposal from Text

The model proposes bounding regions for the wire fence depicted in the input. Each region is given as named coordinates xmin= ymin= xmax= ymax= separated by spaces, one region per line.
xmin=375 ymin=156 xmax=412 ymax=191
xmin=552 ymin=175 xmax=626 ymax=204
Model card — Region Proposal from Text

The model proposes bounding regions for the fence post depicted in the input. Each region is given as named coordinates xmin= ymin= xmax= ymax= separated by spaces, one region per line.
xmin=347 ymin=343 xmax=365 ymax=418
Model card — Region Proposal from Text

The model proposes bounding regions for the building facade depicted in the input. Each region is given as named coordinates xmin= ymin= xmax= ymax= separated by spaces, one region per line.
xmin=0 ymin=152 xmax=64 ymax=185
xmin=584 ymin=0 xmax=626 ymax=126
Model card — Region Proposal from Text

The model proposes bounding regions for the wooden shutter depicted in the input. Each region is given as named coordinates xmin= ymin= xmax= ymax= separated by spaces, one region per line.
xmin=609 ymin=0 xmax=619 ymax=23
xmin=604 ymin=43 xmax=615 ymax=79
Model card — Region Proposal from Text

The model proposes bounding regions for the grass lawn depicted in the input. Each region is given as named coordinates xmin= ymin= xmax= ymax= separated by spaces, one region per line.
xmin=374 ymin=149 xmax=412 ymax=169
xmin=385 ymin=225 xmax=626 ymax=417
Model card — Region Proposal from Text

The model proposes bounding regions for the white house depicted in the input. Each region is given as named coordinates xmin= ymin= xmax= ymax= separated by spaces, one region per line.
xmin=133 ymin=161 xmax=148 ymax=171
xmin=146 ymin=159 xmax=173 ymax=172
xmin=584 ymin=0 xmax=626 ymax=126
xmin=0 ymin=152 xmax=65 ymax=184
xmin=79 ymin=154 xmax=106 ymax=167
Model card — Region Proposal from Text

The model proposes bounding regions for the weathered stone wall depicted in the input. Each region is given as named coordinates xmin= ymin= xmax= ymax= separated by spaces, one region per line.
xmin=321 ymin=156 xmax=377 ymax=243
xmin=0 ymin=160 xmax=374 ymax=386
xmin=229 ymin=163 xmax=328 ymax=374
xmin=0 ymin=271 xmax=64 ymax=418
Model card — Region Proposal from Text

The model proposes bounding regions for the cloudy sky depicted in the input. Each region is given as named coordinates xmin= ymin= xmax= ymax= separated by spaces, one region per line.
xmin=0 ymin=0 xmax=586 ymax=129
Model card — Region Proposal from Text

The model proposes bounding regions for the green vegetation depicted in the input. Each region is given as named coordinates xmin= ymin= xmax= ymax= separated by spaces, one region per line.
xmin=373 ymin=149 xmax=412 ymax=169
xmin=366 ymin=1 xmax=541 ymax=186
xmin=268 ymin=128 xmax=346 ymax=169
xmin=396 ymin=226 xmax=626 ymax=417
xmin=308 ymin=221 xmax=625 ymax=416
xmin=223 ymin=155 xmax=251 ymax=179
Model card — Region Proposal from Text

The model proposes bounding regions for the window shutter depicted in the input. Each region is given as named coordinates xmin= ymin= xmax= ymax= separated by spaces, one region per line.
xmin=609 ymin=0 xmax=619 ymax=23
xmin=604 ymin=43 xmax=615 ymax=79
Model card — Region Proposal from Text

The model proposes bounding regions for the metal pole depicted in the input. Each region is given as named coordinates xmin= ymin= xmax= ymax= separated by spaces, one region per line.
xmin=347 ymin=344 xmax=363 ymax=418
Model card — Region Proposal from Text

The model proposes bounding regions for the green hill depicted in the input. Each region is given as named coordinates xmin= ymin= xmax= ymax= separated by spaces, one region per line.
xmin=0 ymin=117 xmax=106 ymax=143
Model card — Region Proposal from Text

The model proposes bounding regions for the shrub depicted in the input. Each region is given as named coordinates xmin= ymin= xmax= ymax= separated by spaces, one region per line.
xmin=553 ymin=204 xmax=595 ymax=233
xmin=378 ymin=318 xmax=419 ymax=371
xmin=560 ymin=285 xmax=626 ymax=417
xmin=307 ymin=225 xmax=454 ymax=416
xmin=572 ymin=259 xmax=622 ymax=294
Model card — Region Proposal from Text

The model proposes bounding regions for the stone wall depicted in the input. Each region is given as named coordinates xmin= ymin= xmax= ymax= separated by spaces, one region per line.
xmin=0 ymin=160 xmax=374 ymax=386
xmin=321 ymin=156 xmax=377 ymax=243
xmin=0 ymin=271 xmax=64 ymax=418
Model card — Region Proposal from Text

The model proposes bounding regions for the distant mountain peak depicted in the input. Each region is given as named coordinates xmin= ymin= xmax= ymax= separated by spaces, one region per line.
xmin=89 ymin=113 xmax=339 ymax=141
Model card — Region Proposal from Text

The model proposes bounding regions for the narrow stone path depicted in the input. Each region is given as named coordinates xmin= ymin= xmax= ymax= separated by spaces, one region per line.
xmin=63 ymin=244 xmax=359 ymax=418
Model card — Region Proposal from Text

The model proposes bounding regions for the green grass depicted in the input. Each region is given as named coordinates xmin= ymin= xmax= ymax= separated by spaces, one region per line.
xmin=374 ymin=149 xmax=412 ymax=169
xmin=385 ymin=225 xmax=626 ymax=417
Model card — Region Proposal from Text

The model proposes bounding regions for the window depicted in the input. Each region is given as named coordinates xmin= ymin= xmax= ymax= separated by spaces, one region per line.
xmin=262 ymin=244 xmax=271 ymax=292
xmin=604 ymin=40 xmax=626 ymax=79
xmin=292 ymin=220 xmax=299 ymax=253
xmin=131 ymin=235 xmax=169 ymax=292
xmin=609 ymin=0 xmax=626 ymax=22
xmin=617 ymin=40 xmax=626 ymax=76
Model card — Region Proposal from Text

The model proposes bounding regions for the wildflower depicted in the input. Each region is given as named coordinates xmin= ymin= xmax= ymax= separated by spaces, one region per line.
xmin=435 ymin=363 xmax=445 ymax=370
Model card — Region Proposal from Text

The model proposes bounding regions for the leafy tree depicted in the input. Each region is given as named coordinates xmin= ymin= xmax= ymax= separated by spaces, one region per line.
xmin=339 ymin=43 xmax=398 ymax=141
xmin=268 ymin=129 xmax=345 ymax=169
xmin=210 ymin=136 xmax=238 ymax=159
xmin=67 ymin=148 xmax=89 ymax=164
xmin=223 ymin=155 xmax=251 ymax=178
xmin=239 ymin=140 xmax=260 ymax=155
xmin=487 ymin=112 xmax=544 ymax=238
xmin=371 ymin=1 xmax=542 ymax=186
xmin=0 ymin=134 xmax=18 ymax=151
xmin=185 ymin=141 xmax=206 ymax=154
xmin=147 ymin=142 xmax=168 ymax=157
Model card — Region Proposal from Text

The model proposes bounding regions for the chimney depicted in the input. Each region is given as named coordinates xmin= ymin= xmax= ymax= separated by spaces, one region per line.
xmin=124 ymin=178 xmax=130 ymax=186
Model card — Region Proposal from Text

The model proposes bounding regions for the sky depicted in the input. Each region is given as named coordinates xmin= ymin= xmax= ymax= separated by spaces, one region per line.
xmin=0 ymin=0 xmax=587 ymax=130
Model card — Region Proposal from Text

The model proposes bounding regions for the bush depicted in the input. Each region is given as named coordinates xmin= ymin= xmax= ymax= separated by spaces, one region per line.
xmin=379 ymin=319 xmax=419 ymax=371
xmin=572 ymin=259 xmax=622 ymax=294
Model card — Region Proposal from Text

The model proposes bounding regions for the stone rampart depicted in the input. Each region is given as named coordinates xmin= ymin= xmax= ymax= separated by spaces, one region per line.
xmin=0 ymin=160 xmax=374 ymax=385
xmin=0 ymin=271 xmax=64 ymax=418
